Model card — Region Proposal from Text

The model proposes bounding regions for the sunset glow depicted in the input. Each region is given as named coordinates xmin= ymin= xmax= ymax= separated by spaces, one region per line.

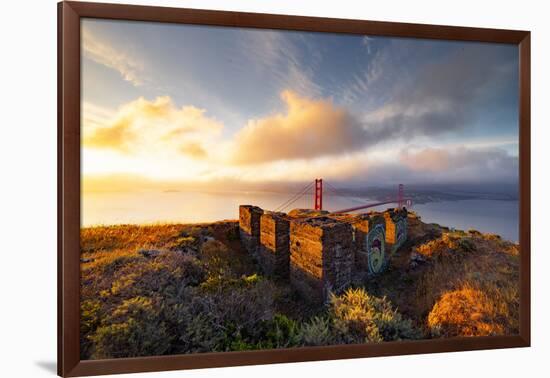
xmin=82 ymin=19 xmax=519 ymax=194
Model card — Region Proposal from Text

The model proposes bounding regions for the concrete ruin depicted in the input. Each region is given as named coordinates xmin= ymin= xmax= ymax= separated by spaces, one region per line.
xmin=384 ymin=208 xmax=408 ymax=254
xmin=258 ymin=211 xmax=290 ymax=278
xmin=239 ymin=205 xmax=264 ymax=257
xmin=238 ymin=205 xmax=408 ymax=302
xmin=343 ymin=213 xmax=388 ymax=276
xmin=290 ymin=217 xmax=354 ymax=302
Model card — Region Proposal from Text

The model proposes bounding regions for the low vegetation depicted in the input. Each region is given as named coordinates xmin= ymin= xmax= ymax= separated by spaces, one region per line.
xmin=80 ymin=214 xmax=519 ymax=359
xmin=364 ymin=213 xmax=519 ymax=337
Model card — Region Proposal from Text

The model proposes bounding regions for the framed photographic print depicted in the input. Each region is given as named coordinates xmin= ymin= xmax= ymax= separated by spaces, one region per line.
xmin=58 ymin=1 xmax=531 ymax=376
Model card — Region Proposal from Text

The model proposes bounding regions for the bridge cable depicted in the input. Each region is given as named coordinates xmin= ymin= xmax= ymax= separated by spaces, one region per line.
xmin=277 ymin=183 xmax=314 ymax=212
xmin=276 ymin=182 xmax=316 ymax=212
xmin=279 ymin=187 xmax=313 ymax=212
xmin=274 ymin=182 xmax=314 ymax=212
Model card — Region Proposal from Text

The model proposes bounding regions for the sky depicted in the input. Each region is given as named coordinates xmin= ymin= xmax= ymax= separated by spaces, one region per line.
xmin=81 ymin=18 xmax=519 ymax=193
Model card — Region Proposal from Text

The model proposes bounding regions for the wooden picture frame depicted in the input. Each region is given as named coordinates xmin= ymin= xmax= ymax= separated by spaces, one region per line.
xmin=58 ymin=1 xmax=531 ymax=376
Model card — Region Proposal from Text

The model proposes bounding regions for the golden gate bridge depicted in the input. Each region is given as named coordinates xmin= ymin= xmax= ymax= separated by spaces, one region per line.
xmin=274 ymin=179 xmax=413 ymax=214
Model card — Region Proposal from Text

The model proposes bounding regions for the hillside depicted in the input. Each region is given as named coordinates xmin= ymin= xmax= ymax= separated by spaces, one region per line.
xmin=80 ymin=212 xmax=519 ymax=359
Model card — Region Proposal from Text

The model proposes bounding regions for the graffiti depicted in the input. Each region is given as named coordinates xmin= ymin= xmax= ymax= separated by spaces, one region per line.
xmin=395 ymin=218 xmax=407 ymax=249
xmin=366 ymin=223 xmax=386 ymax=274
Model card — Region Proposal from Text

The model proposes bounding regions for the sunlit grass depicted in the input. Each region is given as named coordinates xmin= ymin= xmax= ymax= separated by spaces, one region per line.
xmin=79 ymin=214 xmax=520 ymax=359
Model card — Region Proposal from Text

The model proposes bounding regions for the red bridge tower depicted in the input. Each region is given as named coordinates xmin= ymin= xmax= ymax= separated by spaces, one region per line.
xmin=314 ymin=178 xmax=323 ymax=210
xmin=397 ymin=184 xmax=405 ymax=208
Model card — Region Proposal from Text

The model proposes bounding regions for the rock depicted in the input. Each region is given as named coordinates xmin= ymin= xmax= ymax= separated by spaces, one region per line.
xmin=409 ymin=251 xmax=426 ymax=268
xmin=412 ymin=252 xmax=425 ymax=261
xmin=181 ymin=246 xmax=198 ymax=255
xmin=139 ymin=249 xmax=161 ymax=258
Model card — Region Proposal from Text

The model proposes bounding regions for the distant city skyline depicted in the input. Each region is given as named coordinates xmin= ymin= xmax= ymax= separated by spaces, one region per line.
xmin=82 ymin=19 xmax=519 ymax=192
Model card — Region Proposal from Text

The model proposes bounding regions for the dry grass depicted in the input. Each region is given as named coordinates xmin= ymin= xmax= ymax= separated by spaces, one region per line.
xmin=428 ymin=285 xmax=507 ymax=337
xmin=358 ymin=213 xmax=519 ymax=338
xmin=79 ymin=213 xmax=520 ymax=358
xmin=413 ymin=228 xmax=519 ymax=336
xmin=79 ymin=220 xmax=311 ymax=358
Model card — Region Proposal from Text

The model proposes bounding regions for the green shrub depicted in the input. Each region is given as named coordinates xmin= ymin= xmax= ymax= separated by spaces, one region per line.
xmin=165 ymin=279 xmax=278 ymax=353
xmin=457 ymin=238 xmax=477 ymax=253
xmin=102 ymin=255 xmax=141 ymax=276
xmin=226 ymin=226 xmax=240 ymax=241
xmin=171 ymin=236 xmax=197 ymax=250
xmin=175 ymin=253 xmax=206 ymax=286
xmin=200 ymin=272 xmax=263 ymax=292
xmin=81 ymin=300 xmax=102 ymax=335
xmin=258 ymin=314 xmax=301 ymax=349
xmin=167 ymin=298 xmax=225 ymax=353
xmin=329 ymin=288 xmax=420 ymax=343
xmin=89 ymin=297 xmax=172 ymax=358
xmin=299 ymin=316 xmax=335 ymax=346
xmin=108 ymin=252 xmax=206 ymax=299
xmin=80 ymin=300 xmax=102 ymax=357
xmin=241 ymin=273 xmax=261 ymax=285
xmin=200 ymin=240 xmax=232 ymax=279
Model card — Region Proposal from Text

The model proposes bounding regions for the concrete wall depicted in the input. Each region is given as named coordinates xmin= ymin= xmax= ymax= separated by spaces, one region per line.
xmin=238 ymin=205 xmax=410 ymax=302
xmin=289 ymin=217 xmax=354 ymax=302
xmin=239 ymin=205 xmax=263 ymax=257
xmin=350 ymin=214 xmax=387 ymax=275
xmin=364 ymin=223 xmax=387 ymax=275
xmin=384 ymin=208 xmax=408 ymax=254
xmin=259 ymin=212 xmax=290 ymax=278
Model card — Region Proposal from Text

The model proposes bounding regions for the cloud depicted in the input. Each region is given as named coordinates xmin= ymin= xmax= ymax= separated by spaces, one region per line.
xmin=361 ymin=43 xmax=518 ymax=139
xmin=362 ymin=36 xmax=375 ymax=55
xmin=83 ymin=144 xmax=518 ymax=194
xmin=230 ymin=87 xmax=518 ymax=167
xmin=239 ymin=30 xmax=322 ymax=98
xmin=83 ymin=96 xmax=222 ymax=157
xmin=243 ymin=145 xmax=518 ymax=185
xmin=399 ymin=148 xmax=451 ymax=172
xmin=85 ymin=118 xmax=131 ymax=150
xmin=82 ymin=102 xmax=115 ymax=130
xmin=395 ymin=146 xmax=519 ymax=183
xmin=231 ymin=90 xmax=367 ymax=164
xmin=335 ymin=39 xmax=517 ymax=143
xmin=82 ymin=29 xmax=145 ymax=86
xmin=229 ymin=89 xmax=520 ymax=167
xmin=82 ymin=91 xmax=518 ymax=190
xmin=180 ymin=142 xmax=208 ymax=159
